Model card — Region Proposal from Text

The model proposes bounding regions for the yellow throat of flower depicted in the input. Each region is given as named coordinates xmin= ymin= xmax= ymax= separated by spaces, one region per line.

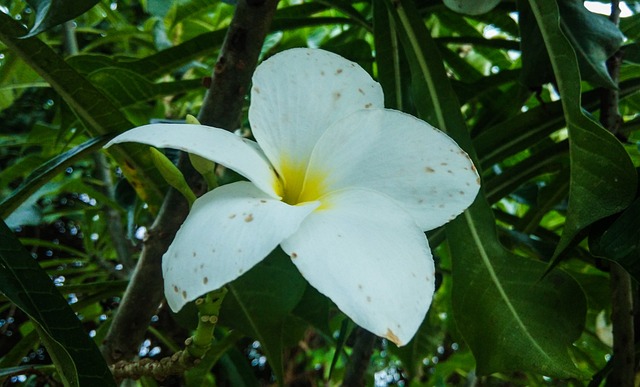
xmin=278 ymin=161 xmax=325 ymax=206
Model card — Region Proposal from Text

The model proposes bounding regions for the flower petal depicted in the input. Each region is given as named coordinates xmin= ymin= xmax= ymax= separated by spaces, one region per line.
xmin=281 ymin=188 xmax=435 ymax=346
xmin=163 ymin=181 xmax=318 ymax=312
xmin=304 ymin=109 xmax=480 ymax=230
xmin=249 ymin=48 xmax=384 ymax=177
xmin=106 ymin=124 xmax=282 ymax=198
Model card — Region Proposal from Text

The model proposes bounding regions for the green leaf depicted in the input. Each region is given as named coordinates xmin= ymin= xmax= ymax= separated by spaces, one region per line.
xmin=373 ymin=0 xmax=411 ymax=111
xmin=219 ymin=249 xmax=307 ymax=384
xmin=0 ymin=220 xmax=116 ymax=386
xmin=0 ymin=52 xmax=41 ymax=111
xmin=0 ymin=136 xmax=108 ymax=219
xmin=0 ymin=13 xmax=167 ymax=214
xmin=86 ymin=67 xmax=202 ymax=108
xmin=451 ymin=209 xmax=586 ymax=377
xmin=590 ymin=196 xmax=640 ymax=282
xmin=527 ymin=0 xmax=637 ymax=260
xmin=24 ymin=0 xmax=101 ymax=37
xmin=442 ymin=0 xmax=501 ymax=16
xmin=384 ymin=0 xmax=587 ymax=376
xmin=519 ymin=0 xmax=625 ymax=89
xmin=474 ymin=78 xmax=640 ymax=168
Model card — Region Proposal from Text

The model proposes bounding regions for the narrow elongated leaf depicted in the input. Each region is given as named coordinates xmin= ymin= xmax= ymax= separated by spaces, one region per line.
xmin=0 ymin=220 xmax=116 ymax=386
xmin=219 ymin=249 xmax=307 ymax=383
xmin=0 ymin=13 xmax=167 ymax=213
xmin=520 ymin=0 xmax=624 ymax=89
xmin=590 ymin=197 xmax=640 ymax=282
xmin=373 ymin=0 xmax=408 ymax=111
xmin=384 ymin=0 xmax=586 ymax=376
xmin=474 ymin=78 xmax=640 ymax=168
xmin=24 ymin=0 xmax=100 ymax=37
xmin=0 ymin=136 xmax=108 ymax=219
xmin=87 ymin=68 xmax=202 ymax=108
xmin=527 ymin=0 xmax=637 ymax=260
xmin=116 ymin=17 xmax=356 ymax=80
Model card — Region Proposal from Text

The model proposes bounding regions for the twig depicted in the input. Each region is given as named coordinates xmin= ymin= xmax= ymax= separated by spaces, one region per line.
xmin=109 ymin=289 xmax=227 ymax=382
xmin=93 ymin=152 xmax=135 ymax=273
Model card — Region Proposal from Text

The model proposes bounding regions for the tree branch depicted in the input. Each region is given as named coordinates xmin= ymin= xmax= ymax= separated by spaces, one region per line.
xmin=601 ymin=2 xmax=636 ymax=386
xmin=342 ymin=328 xmax=376 ymax=387
xmin=100 ymin=0 xmax=280 ymax=365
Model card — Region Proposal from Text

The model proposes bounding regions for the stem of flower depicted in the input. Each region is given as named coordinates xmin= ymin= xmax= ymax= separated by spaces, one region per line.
xmin=188 ymin=288 xmax=228 ymax=359
xmin=109 ymin=288 xmax=228 ymax=381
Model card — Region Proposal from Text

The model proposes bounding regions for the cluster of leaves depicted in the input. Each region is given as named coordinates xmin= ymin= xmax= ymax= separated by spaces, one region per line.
xmin=1 ymin=0 xmax=639 ymax=385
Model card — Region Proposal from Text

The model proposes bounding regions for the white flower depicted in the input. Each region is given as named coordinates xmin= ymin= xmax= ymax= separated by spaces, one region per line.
xmin=107 ymin=48 xmax=480 ymax=346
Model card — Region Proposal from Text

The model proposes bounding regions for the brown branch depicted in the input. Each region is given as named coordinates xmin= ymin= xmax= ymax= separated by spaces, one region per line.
xmin=341 ymin=328 xmax=376 ymax=387
xmin=600 ymin=2 xmax=635 ymax=386
xmin=198 ymin=0 xmax=279 ymax=130
xmin=100 ymin=0 xmax=280 ymax=365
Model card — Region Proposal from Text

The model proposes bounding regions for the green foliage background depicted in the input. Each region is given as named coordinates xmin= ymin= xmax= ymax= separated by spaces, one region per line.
xmin=1 ymin=0 xmax=639 ymax=385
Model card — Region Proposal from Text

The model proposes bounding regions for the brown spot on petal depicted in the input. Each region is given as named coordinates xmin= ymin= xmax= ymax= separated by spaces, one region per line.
xmin=358 ymin=88 xmax=365 ymax=95
xmin=260 ymin=199 xmax=267 ymax=203
xmin=385 ymin=329 xmax=402 ymax=346
xmin=203 ymin=277 xmax=208 ymax=285
xmin=366 ymin=296 xmax=372 ymax=302
xmin=336 ymin=68 xmax=343 ymax=74
xmin=364 ymin=103 xmax=373 ymax=108
xmin=291 ymin=252 xmax=298 ymax=258
xmin=173 ymin=285 xmax=179 ymax=293
xmin=245 ymin=214 xmax=254 ymax=222
xmin=229 ymin=214 xmax=236 ymax=219
xmin=182 ymin=290 xmax=188 ymax=299
xmin=441 ymin=162 xmax=448 ymax=166
xmin=334 ymin=92 xmax=341 ymax=100
xmin=254 ymin=87 xmax=260 ymax=94
xmin=357 ymin=284 xmax=363 ymax=290
xmin=425 ymin=167 xmax=435 ymax=173
xmin=192 ymin=251 xmax=197 ymax=257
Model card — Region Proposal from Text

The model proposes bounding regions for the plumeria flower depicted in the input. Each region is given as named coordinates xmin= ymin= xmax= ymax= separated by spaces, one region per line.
xmin=107 ymin=48 xmax=480 ymax=346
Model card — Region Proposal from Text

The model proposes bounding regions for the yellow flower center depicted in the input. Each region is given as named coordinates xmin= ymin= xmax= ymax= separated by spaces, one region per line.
xmin=277 ymin=160 xmax=325 ymax=206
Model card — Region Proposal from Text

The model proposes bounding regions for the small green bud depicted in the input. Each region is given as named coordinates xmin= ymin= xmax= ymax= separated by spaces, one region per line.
xmin=149 ymin=147 xmax=197 ymax=207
